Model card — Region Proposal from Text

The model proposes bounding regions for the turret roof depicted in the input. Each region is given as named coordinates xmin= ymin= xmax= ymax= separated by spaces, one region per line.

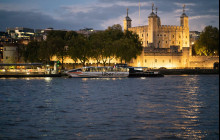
xmin=124 ymin=16 xmax=132 ymax=21
xmin=124 ymin=8 xmax=132 ymax=21
xmin=180 ymin=4 xmax=188 ymax=18
xmin=180 ymin=13 xmax=188 ymax=18
xmin=148 ymin=12 xmax=157 ymax=18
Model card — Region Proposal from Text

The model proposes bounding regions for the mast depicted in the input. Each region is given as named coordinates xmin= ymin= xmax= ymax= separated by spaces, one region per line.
xmin=152 ymin=3 xmax=154 ymax=13
xmin=139 ymin=1 xmax=141 ymax=26
xmin=183 ymin=4 xmax=186 ymax=13
xmin=127 ymin=8 xmax=129 ymax=17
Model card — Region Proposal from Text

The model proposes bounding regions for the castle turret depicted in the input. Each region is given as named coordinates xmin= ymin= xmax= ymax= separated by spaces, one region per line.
xmin=180 ymin=4 xmax=190 ymax=48
xmin=123 ymin=8 xmax=132 ymax=31
xmin=148 ymin=4 xmax=160 ymax=47
xmin=180 ymin=5 xmax=188 ymax=28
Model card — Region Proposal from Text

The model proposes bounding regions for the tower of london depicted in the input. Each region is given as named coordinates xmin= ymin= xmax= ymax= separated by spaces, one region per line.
xmin=123 ymin=4 xmax=192 ymax=68
xmin=124 ymin=4 xmax=189 ymax=50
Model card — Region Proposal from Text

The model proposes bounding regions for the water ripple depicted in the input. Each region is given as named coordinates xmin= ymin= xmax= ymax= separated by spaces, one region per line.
xmin=0 ymin=75 xmax=219 ymax=139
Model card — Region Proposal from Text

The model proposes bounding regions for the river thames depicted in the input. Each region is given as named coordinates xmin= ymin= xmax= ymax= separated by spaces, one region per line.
xmin=0 ymin=75 xmax=219 ymax=139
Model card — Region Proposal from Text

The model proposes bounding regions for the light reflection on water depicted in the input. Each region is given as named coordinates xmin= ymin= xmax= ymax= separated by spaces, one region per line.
xmin=0 ymin=75 xmax=219 ymax=139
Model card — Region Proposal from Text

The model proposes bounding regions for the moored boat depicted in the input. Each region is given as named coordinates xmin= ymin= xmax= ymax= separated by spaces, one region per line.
xmin=66 ymin=66 xmax=163 ymax=78
xmin=128 ymin=67 xmax=164 ymax=77
xmin=65 ymin=66 xmax=129 ymax=78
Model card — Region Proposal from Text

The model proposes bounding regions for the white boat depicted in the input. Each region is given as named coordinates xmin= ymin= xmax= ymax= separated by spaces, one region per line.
xmin=65 ymin=66 xmax=129 ymax=78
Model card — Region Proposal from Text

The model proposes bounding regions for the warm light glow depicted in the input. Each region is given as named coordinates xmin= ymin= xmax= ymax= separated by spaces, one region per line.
xmin=45 ymin=77 xmax=52 ymax=82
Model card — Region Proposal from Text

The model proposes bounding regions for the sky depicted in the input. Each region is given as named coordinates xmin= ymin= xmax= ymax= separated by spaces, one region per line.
xmin=0 ymin=0 xmax=219 ymax=32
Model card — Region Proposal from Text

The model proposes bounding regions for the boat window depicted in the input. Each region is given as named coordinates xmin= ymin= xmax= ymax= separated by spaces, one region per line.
xmin=69 ymin=69 xmax=82 ymax=72
xmin=69 ymin=69 xmax=76 ymax=72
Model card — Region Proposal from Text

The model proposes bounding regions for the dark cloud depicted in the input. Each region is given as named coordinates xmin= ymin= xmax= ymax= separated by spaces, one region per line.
xmin=0 ymin=0 xmax=218 ymax=32
xmin=0 ymin=10 xmax=91 ymax=31
xmin=0 ymin=10 xmax=57 ymax=31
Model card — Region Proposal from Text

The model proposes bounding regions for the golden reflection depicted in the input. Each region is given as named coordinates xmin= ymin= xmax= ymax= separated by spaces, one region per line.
xmin=44 ymin=77 xmax=52 ymax=82
xmin=174 ymin=75 xmax=206 ymax=139
xmin=82 ymin=78 xmax=88 ymax=81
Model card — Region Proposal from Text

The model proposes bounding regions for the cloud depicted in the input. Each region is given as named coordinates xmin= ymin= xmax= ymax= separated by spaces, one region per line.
xmin=189 ymin=15 xmax=219 ymax=20
xmin=0 ymin=0 xmax=218 ymax=32
xmin=0 ymin=10 xmax=71 ymax=31
xmin=0 ymin=3 xmax=40 ymax=12
xmin=174 ymin=2 xmax=196 ymax=7
xmin=61 ymin=1 xmax=151 ymax=14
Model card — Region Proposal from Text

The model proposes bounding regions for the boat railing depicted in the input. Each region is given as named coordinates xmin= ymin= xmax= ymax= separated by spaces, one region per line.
xmin=80 ymin=66 xmax=129 ymax=72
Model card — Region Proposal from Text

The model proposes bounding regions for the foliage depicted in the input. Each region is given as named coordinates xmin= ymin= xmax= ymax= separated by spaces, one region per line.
xmin=193 ymin=26 xmax=219 ymax=56
xmin=68 ymin=34 xmax=91 ymax=67
xmin=23 ymin=41 xmax=41 ymax=63
xmin=23 ymin=24 xmax=143 ymax=67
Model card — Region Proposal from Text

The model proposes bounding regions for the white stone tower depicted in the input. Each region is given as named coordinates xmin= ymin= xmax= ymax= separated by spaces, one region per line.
xmin=180 ymin=4 xmax=189 ymax=28
xmin=180 ymin=4 xmax=190 ymax=48
xmin=148 ymin=3 xmax=161 ymax=48
xmin=123 ymin=8 xmax=132 ymax=31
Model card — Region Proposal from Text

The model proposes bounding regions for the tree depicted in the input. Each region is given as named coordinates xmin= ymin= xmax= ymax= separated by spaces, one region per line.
xmin=23 ymin=41 xmax=41 ymax=63
xmin=66 ymin=31 xmax=79 ymax=68
xmin=68 ymin=35 xmax=91 ymax=67
xmin=193 ymin=26 xmax=219 ymax=56
xmin=38 ymin=41 xmax=53 ymax=64
xmin=89 ymin=32 xmax=103 ymax=66
xmin=45 ymin=30 xmax=70 ymax=69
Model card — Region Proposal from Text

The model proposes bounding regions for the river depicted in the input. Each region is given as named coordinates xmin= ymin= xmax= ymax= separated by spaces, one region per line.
xmin=0 ymin=75 xmax=219 ymax=139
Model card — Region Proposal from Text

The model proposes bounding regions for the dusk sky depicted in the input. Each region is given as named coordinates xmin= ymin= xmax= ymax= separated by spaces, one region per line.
xmin=0 ymin=0 xmax=219 ymax=32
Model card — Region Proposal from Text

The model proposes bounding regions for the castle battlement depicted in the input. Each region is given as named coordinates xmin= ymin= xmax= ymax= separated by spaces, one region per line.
xmin=129 ymin=25 xmax=147 ymax=30
xmin=160 ymin=25 xmax=183 ymax=30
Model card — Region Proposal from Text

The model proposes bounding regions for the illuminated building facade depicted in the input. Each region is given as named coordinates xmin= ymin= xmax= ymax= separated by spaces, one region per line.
xmin=7 ymin=27 xmax=34 ymax=40
xmin=123 ymin=4 xmax=218 ymax=68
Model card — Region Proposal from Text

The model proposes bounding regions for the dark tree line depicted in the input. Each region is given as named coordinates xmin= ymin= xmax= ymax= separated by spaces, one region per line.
xmin=192 ymin=26 xmax=219 ymax=56
xmin=22 ymin=24 xmax=143 ymax=68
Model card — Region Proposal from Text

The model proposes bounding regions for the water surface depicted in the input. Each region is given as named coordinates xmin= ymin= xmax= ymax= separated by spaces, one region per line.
xmin=0 ymin=75 xmax=219 ymax=139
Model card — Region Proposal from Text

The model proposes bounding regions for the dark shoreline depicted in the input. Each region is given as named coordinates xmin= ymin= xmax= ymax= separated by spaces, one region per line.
xmin=0 ymin=69 xmax=219 ymax=78
xmin=0 ymin=74 xmax=62 ymax=78
xmin=152 ymin=69 xmax=219 ymax=75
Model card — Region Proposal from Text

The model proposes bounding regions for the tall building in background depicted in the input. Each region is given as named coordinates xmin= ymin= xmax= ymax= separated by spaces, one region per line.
xmin=6 ymin=27 xmax=34 ymax=40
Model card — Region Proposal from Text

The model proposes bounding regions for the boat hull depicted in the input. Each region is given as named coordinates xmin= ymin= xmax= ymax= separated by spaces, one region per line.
xmin=129 ymin=73 xmax=164 ymax=77
xmin=67 ymin=71 xmax=129 ymax=78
